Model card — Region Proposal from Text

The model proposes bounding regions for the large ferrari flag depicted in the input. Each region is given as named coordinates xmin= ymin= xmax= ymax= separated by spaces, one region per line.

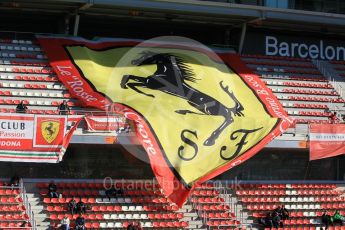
xmin=38 ymin=36 xmax=292 ymax=206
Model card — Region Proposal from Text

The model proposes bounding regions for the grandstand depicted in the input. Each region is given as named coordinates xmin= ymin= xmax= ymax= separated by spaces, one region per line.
xmin=0 ymin=0 xmax=345 ymax=229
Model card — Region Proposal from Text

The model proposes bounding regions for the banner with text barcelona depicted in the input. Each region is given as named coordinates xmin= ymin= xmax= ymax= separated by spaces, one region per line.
xmin=37 ymin=36 xmax=293 ymax=206
xmin=0 ymin=113 xmax=82 ymax=163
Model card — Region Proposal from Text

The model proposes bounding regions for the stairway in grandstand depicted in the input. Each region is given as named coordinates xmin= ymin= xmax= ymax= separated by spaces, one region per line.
xmin=0 ymin=180 xmax=34 ymax=229
xmin=241 ymin=54 xmax=344 ymax=124
xmin=0 ymin=37 xmax=83 ymax=115
xmin=22 ymin=180 xmax=244 ymax=230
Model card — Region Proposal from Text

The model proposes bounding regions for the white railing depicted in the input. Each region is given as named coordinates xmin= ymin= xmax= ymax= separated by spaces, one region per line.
xmin=0 ymin=180 xmax=35 ymax=229
xmin=20 ymin=180 xmax=36 ymax=230
xmin=312 ymin=59 xmax=345 ymax=103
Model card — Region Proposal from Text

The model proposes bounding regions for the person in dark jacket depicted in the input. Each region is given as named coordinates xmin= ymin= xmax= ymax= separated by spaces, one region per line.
xmin=16 ymin=100 xmax=27 ymax=113
xmin=126 ymin=221 xmax=136 ymax=230
xmin=9 ymin=175 xmax=20 ymax=188
xmin=76 ymin=200 xmax=87 ymax=215
xmin=68 ymin=198 xmax=77 ymax=215
xmin=322 ymin=211 xmax=332 ymax=229
xmin=272 ymin=211 xmax=281 ymax=228
xmin=48 ymin=181 xmax=58 ymax=198
xmin=58 ymin=100 xmax=70 ymax=115
xmin=75 ymin=214 xmax=85 ymax=230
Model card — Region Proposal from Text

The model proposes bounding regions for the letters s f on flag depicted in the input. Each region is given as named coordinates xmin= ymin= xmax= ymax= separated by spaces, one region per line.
xmin=37 ymin=36 xmax=293 ymax=206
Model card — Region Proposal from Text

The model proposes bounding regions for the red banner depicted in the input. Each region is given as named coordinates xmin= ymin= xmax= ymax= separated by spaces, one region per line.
xmin=0 ymin=113 xmax=82 ymax=163
xmin=84 ymin=116 xmax=127 ymax=132
xmin=310 ymin=124 xmax=345 ymax=160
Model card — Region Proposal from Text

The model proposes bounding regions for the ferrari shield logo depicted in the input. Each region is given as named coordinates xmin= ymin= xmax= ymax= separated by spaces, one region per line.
xmin=65 ymin=45 xmax=280 ymax=185
xmin=41 ymin=120 xmax=60 ymax=144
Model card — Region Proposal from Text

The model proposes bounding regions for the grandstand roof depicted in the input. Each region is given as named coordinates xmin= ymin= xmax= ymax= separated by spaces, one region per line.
xmin=1 ymin=0 xmax=345 ymax=36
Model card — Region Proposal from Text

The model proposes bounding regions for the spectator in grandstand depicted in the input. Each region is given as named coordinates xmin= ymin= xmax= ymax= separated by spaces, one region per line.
xmin=75 ymin=214 xmax=85 ymax=230
xmin=105 ymin=186 xmax=124 ymax=199
xmin=16 ymin=100 xmax=27 ymax=113
xmin=272 ymin=211 xmax=281 ymax=228
xmin=126 ymin=221 xmax=136 ymax=230
xmin=329 ymin=112 xmax=337 ymax=123
xmin=60 ymin=215 xmax=70 ymax=230
xmin=136 ymin=222 xmax=143 ymax=230
xmin=68 ymin=198 xmax=77 ymax=215
xmin=333 ymin=210 xmax=344 ymax=226
xmin=275 ymin=205 xmax=289 ymax=220
xmin=48 ymin=181 xmax=59 ymax=198
xmin=258 ymin=212 xmax=273 ymax=228
xmin=76 ymin=200 xmax=87 ymax=215
xmin=9 ymin=175 xmax=20 ymax=188
xmin=321 ymin=210 xmax=332 ymax=229
xmin=58 ymin=100 xmax=70 ymax=115
xmin=19 ymin=220 xmax=29 ymax=228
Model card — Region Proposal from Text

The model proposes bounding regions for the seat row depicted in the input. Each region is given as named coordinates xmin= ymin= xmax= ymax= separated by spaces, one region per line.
xmin=295 ymin=119 xmax=336 ymax=124
xmin=260 ymin=74 xmax=327 ymax=82
xmin=264 ymin=81 xmax=332 ymax=89
xmin=37 ymin=182 xmax=160 ymax=189
xmin=0 ymin=205 xmax=26 ymax=212
xmin=253 ymin=210 xmax=345 ymax=218
xmin=0 ymin=108 xmax=76 ymax=115
xmin=236 ymin=189 xmax=341 ymax=196
xmin=0 ymin=66 xmax=52 ymax=74
xmin=0 ymin=82 xmax=64 ymax=89
xmin=0 ymin=52 xmax=45 ymax=59
xmin=12 ymin=75 xmax=58 ymax=82
xmin=40 ymin=189 xmax=161 ymax=197
xmin=0 ymin=45 xmax=41 ymax=52
xmin=242 ymin=54 xmax=311 ymax=62
xmin=279 ymin=95 xmax=344 ymax=103
xmin=286 ymin=103 xmax=328 ymax=109
xmin=1 ymin=90 xmax=70 ymax=98
xmin=0 ymin=99 xmax=76 ymax=107
xmin=239 ymin=184 xmax=336 ymax=189
xmin=191 ymin=197 xmax=225 ymax=203
xmin=0 ymin=189 xmax=20 ymax=195
xmin=192 ymin=190 xmax=220 ymax=196
xmin=195 ymin=204 xmax=230 ymax=211
xmin=202 ymin=212 xmax=236 ymax=219
xmin=279 ymin=88 xmax=337 ymax=96
xmin=206 ymin=220 xmax=240 ymax=227
xmin=287 ymin=111 xmax=330 ymax=117
xmin=245 ymin=60 xmax=314 ymax=68
xmin=256 ymin=67 xmax=321 ymax=75
xmin=246 ymin=204 xmax=322 ymax=211
xmin=0 ymin=213 xmax=28 ymax=221
xmin=266 ymin=228 xmax=345 ymax=230
xmin=1 ymin=59 xmax=48 ymax=67
xmin=47 ymin=204 xmax=179 ymax=212
xmin=0 ymin=222 xmax=32 ymax=229
xmin=0 ymin=197 xmax=23 ymax=203
xmin=50 ymin=220 xmax=188 ymax=228
xmin=243 ymin=196 xmax=345 ymax=203
xmin=0 ymin=39 xmax=34 ymax=45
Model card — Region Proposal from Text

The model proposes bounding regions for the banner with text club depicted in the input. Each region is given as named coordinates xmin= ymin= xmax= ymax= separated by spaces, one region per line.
xmin=37 ymin=35 xmax=293 ymax=206
xmin=0 ymin=113 xmax=82 ymax=163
